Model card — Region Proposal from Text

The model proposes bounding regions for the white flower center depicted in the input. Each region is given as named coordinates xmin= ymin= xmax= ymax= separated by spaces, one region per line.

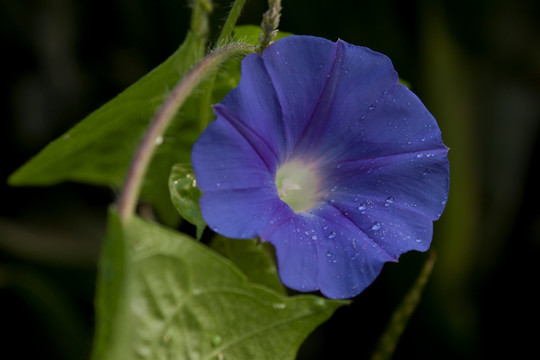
xmin=275 ymin=160 xmax=321 ymax=213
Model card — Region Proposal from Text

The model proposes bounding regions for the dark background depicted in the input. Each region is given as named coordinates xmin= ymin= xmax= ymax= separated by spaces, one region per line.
xmin=2 ymin=0 xmax=539 ymax=359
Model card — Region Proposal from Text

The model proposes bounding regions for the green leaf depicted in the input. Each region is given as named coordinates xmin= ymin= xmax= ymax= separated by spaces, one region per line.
xmin=9 ymin=32 xmax=206 ymax=224
xmin=210 ymin=236 xmax=286 ymax=295
xmin=93 ymin=209 xmax=346 ymax=360
xmin=92 ymin=207 xmax=128 ymax=360
xmin=169 ymin=163 xmax=206 ymax=239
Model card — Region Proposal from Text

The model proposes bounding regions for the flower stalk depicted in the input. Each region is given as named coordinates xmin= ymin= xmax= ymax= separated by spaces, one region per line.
xmin=117 ymin=42 xmax=255 ymax=224
xmin=258 ymin=0 xmax=282 ymax=53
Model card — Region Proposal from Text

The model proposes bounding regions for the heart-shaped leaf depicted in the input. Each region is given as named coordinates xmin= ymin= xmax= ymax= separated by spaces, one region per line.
xmin=93 ymin=209 xmax=346 ymax=360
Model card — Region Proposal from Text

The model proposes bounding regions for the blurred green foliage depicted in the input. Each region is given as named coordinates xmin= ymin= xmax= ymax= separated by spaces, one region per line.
xmin=2 ymin=0 xmax=539 ymax=359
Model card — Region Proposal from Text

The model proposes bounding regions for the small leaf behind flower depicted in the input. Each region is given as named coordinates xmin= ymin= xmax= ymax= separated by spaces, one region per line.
xmin=169 ymin=163 xmax=206 ymax=239
xmin=92 ymin=209 xmax=346 ymax=360
xmin=234 ymin=24 xmax=292 ymax=46
xmin=211 ymin=236 xmax=286 ymax=294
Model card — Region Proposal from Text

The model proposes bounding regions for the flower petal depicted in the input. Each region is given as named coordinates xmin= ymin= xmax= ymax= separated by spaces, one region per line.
xmin=313 ymin=205 xmax=396 ymax=298
xmin=214 ymin=54 xmax=286 ymax=167
xmin=260 ymin=36 xmax=339 ymax=152
xmin=290 ymin=39 xmax=399 ymax=159
xmin=267 ymin=205 xmax=395 ymax=299
xmin=322 ymin=148 xmax=449 ymax=220
xmin=192 ymin=117 xmax=276 ymax=192
xmin=264 ymin=215 xmax=321 ymax=292
xmin=334 ymin=83 xmax=448 ymax=162
xmin=200 ymin=187 xmax=293 ymax=239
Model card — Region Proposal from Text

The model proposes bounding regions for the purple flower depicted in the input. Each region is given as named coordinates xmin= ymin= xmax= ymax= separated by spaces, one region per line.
xmin=192 ymin=36 xmax=449 ymax=299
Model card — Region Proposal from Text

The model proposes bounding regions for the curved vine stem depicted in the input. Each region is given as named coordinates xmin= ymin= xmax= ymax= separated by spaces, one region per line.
xmin=117 ymin=42 xmax=255 ymax=224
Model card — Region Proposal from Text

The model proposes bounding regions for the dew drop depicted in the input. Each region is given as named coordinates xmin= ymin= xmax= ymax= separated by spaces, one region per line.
xmin=312 ymin=235 xmax=318 ymax=240
xmin=212 ymin=335 xmax=222 ymax=346
xmin=415 ymin=238 xmax=422 ymax=243
xmin=328 ymin=231 xmax=337 ymax=239
xmin=155 ymin=136 xmax=164 ymax=145
xmin=360 ymin=115 xmax=366 ymax=120
xmin=216 ymin=183 xmax=221 ymax=187
xmin=416 ymin=153 xmax=424 ymax=159
xmin=385 ymin=196 xmax=395 ymax=207
xmin=371 ymin=222 xmax=382 ymax=231
xmin=358 ymin=204 xmax=367 ymax=211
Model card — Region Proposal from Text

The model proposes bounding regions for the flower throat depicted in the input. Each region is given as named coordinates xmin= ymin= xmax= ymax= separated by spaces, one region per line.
xmin=275 ymin=160 xmax=321 ymax=213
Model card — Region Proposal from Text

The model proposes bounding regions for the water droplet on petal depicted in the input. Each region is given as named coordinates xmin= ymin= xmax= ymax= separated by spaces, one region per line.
xmin=416 ymin=153 xmax=424 ymax=159
xmin=328 ymin=231 xmax=336 ymax=239
xmin=371 ymin=222 xmax=382 ymax=231
xmin=358 ymin=204 xmax=367 ymax=211
xmin=415 ymin=238 xmax=422 ymax=243
xmin=385 ymin=196 xmax=395 ymax=206
xmin=311 ymin=235 xmax=318 ymax=240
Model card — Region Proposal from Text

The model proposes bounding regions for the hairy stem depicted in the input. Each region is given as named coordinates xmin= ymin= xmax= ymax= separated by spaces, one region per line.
xmin=117 ymin=42 xmax=255 ymax=223
xmin=217 ymin=0 xmax=248 ymax=45
xmin=198 ymin=0 xmax=249 ymax=131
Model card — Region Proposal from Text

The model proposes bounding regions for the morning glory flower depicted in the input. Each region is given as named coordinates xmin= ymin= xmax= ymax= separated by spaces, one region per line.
xmin=192 ymin=35 xmax=449 ymax=299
